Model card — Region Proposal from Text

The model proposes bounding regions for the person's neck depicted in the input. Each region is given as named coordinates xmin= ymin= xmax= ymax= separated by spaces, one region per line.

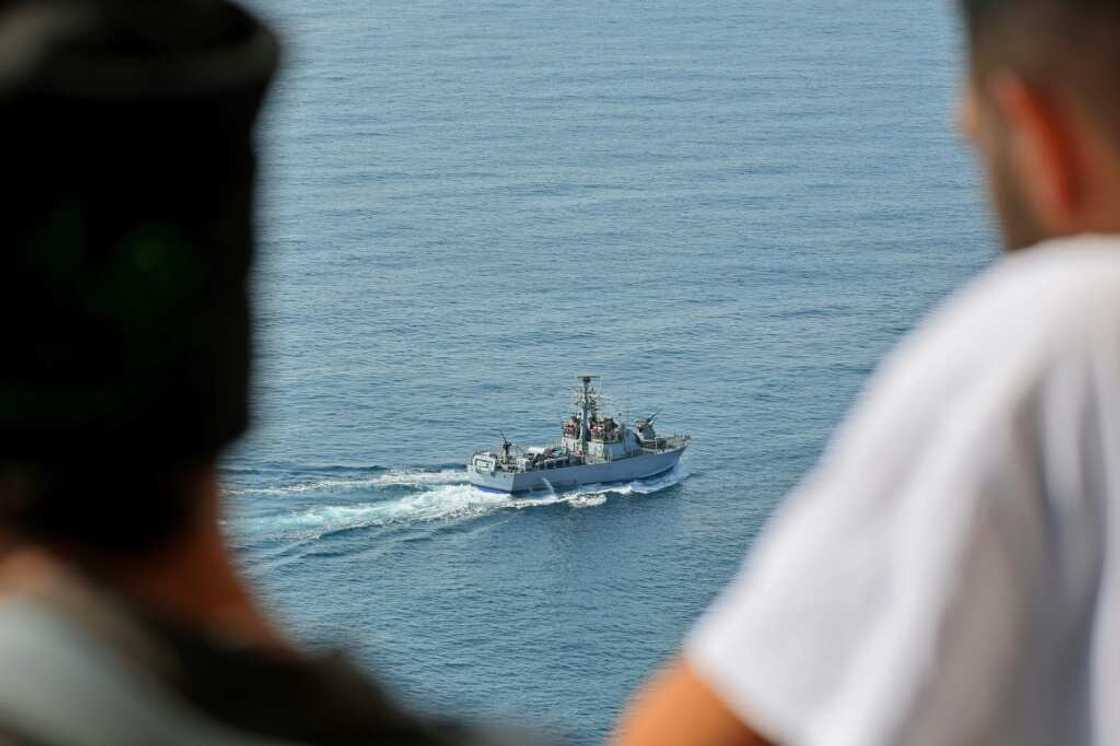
xmin=12 ymin=468 xmax=293 ymax=655
xmin=1073 ymin=126 xmax=1120 ymax=235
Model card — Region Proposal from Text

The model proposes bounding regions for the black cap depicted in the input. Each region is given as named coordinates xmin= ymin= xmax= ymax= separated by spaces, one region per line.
xmin=0 ymin=0 xmax=279 ymax=462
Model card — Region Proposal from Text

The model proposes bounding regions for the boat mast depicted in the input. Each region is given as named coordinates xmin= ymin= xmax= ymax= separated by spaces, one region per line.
xmin=577 ymin=374 xmax=597 ymax=455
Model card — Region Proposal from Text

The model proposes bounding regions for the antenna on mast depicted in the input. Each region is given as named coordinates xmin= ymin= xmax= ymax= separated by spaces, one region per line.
xmin=575 ymin=375 xmax=600 ymax=454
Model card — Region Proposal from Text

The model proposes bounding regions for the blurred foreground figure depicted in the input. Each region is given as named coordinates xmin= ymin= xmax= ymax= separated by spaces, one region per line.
xmin=0 ymin=2 xmax=535 ymax=744
xmin=617 ymin=2 xmax=1120 ymax=745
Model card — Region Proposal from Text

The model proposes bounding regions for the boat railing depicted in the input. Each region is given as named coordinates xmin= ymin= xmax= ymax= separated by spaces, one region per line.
xmin=470 ymin=449 xmax=517 ymax=473
xmin=641 ymin=434 xmax=690 ymax=452
xmin=472 ymin=443 xmax=582 ymax=474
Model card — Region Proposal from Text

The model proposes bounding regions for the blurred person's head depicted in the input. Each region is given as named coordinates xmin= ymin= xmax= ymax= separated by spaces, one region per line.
xmin=958 ymin=0 xmax=1120 ymax=250
xmin=0 ymin=0 xmax=277 ymax=561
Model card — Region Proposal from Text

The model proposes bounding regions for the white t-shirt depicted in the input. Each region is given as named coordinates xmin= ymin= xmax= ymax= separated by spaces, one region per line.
xmin=687 ymin=236 xmax=1120 ymax=746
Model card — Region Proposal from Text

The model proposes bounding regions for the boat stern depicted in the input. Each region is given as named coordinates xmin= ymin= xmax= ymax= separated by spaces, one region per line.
xmin=467 ymin=461 xmax=518 ymax=493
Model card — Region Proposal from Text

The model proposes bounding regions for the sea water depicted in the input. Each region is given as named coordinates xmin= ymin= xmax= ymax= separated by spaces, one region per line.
xmin=226 ymin=1 xmax=995 ymax=741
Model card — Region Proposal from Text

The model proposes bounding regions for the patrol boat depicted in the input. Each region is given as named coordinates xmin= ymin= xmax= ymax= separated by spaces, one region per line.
xmin=468 ymin=376 xmax=690 ymax=494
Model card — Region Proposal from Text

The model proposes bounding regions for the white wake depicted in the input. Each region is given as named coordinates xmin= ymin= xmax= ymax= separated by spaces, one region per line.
xmin=224 ymin=468 xmax=468 ymax=497
xmin=232 ymin=465 xmax=689 ymax=541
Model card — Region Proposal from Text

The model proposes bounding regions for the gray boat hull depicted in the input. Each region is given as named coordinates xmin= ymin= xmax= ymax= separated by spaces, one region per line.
xmin=468 ymin=446 xmax=686 ymax=494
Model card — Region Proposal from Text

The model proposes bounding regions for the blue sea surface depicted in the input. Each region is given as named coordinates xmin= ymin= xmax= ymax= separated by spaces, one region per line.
xmin=226 ymin=1 xmax=996 ymax=742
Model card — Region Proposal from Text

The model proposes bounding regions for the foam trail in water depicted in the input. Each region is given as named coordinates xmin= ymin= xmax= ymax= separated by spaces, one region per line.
xmin=569 ymin=494 xmax=607 ymax=508
xmin=225 ymin=467 xmax=468 ymax=497
xmin=234 ymin=465 xmax=689 ymax=540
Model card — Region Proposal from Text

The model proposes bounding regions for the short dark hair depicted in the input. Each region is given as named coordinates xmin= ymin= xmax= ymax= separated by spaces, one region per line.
xmin=0 ymin=1 xmax=277 ymax=553
xmin=961 ymin=1 xmax=1120 ymax=129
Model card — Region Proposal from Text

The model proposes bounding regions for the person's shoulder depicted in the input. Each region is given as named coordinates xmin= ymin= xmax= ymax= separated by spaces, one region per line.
xmin=830 ymin=235 xmax=1120 ymax=451
xmin=977 ymin=235 xmax=1120 ymax=319
xmin=944 ymin=235 xmax=1120 ymax=343
xmin=0 ymin=575 xmax=562 ymax=746
xmin=890 ymin=236 xmax=1120 ymax=383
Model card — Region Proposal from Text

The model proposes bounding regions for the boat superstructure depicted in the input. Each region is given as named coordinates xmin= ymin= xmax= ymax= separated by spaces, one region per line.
xmin=468 ymin=376 xmax=689 ymax=493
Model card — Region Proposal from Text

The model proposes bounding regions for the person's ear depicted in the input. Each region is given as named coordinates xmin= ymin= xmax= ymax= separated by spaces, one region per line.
xmin=989 ymin=74 xmax=1082 ymax=234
